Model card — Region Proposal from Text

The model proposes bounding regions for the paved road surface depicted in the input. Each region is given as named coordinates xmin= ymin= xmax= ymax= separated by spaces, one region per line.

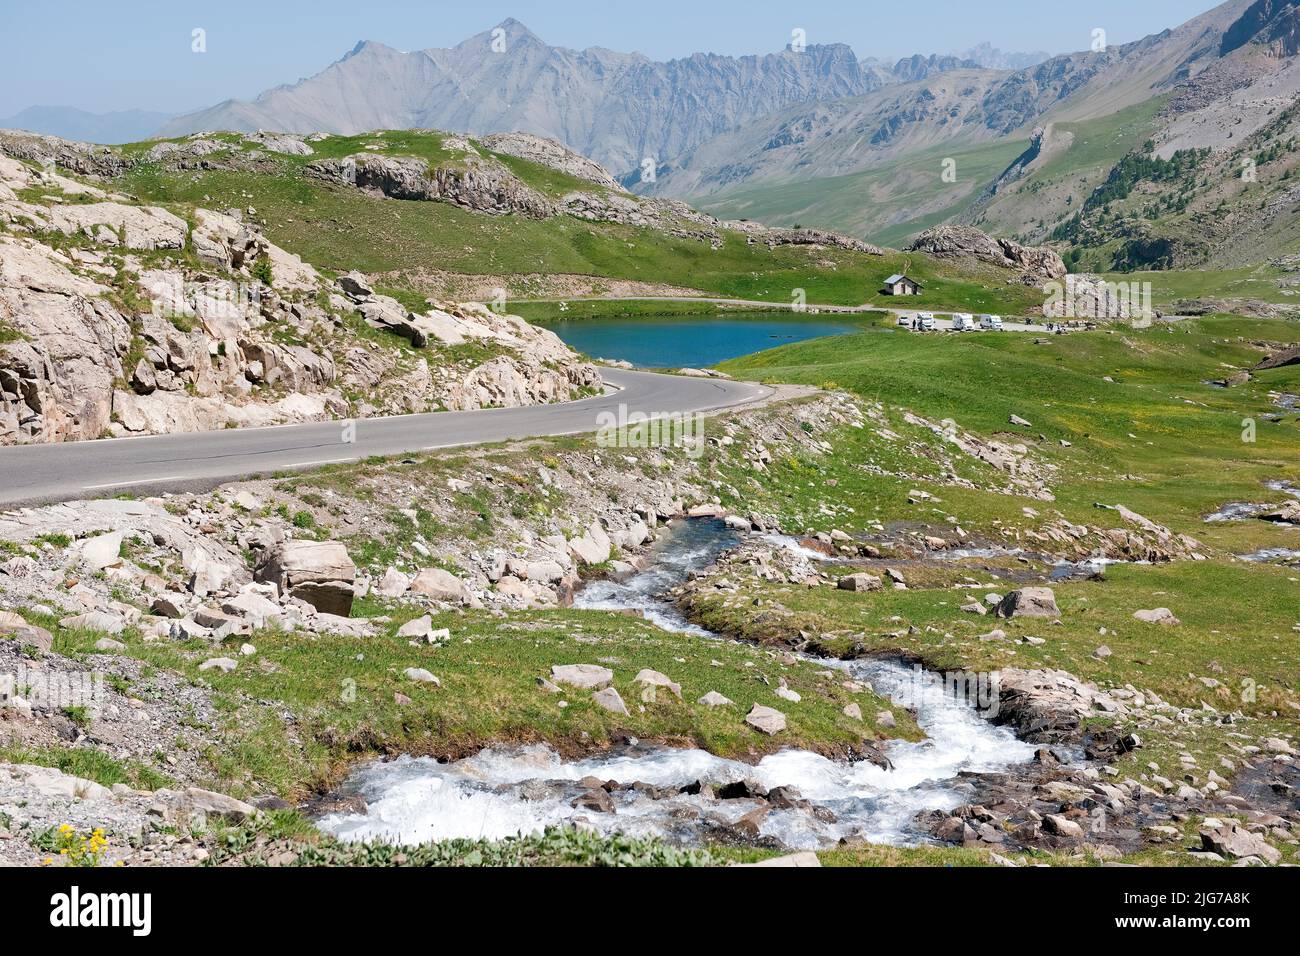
xmin=0 ymin=369 xmax=769 ymax=509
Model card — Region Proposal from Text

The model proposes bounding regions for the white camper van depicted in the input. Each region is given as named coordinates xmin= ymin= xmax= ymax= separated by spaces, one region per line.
xmin=979 ymin=314 xmax=1004 ymax=331
xmin=917 ymin=313 xmax=937 ymax=331
xmin=952 ymin=313 xmax=976 ymax=331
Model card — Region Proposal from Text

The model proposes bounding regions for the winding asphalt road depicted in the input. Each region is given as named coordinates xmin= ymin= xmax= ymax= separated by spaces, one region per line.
xmin=0 ymin=369 xmax=770 ymax=509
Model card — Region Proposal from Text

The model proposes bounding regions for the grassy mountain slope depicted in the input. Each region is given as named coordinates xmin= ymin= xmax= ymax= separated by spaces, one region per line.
xmin=1049 ymin=99 xmax=1300 ymax=272
xmin=960 ymin=98 xmax=1168 ymax=245
xmin=112 ymin=131 xmax=1046 ymax=314
xmin=724 ymin=315 xmax=1300 ymax=537
xmin=697 ymin=137 xmax=1029 ymax=248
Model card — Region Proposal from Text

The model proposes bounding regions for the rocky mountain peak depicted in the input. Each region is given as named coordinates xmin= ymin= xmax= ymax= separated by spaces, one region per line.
xmin=456 ymin=17 xmax=547 ymax=51
xmin=341 ymin=39 xmax=397 ymax=59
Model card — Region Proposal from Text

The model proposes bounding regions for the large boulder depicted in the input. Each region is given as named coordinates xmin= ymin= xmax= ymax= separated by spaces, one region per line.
xmin=408 ymin=567 xmax=471 ymax=604
xmin=1042 ymin=814 xmax=1084 ymax=841
xmin=996 ymin=587 xmax=1060 ymax=619
xmin=837 ymin=572 xmax=882 ymax=592
xmin=1200 ymin=823 xmax=1281 ymax=864
xmin=568 ymin=520 xmax=612 ymax=566
xmin=591 ymin=686 xmax=629 ymax=715
xmin=1255 ymin=343 xmax=1300 ymax=371
xmin=1133 ymin=607 xmax=1180 ymax=626
xmin=633 ymin=669 xmax=682 ymax=698
xmin=255 ymin=540 xmax=356 ymax=616
xmin=77 ymin=531 xmax=123 ymax=570
xmin=180 ymin=787 xmax=257 ymax=823
xmin=907 ymin=226 xmax=1066 ymax=283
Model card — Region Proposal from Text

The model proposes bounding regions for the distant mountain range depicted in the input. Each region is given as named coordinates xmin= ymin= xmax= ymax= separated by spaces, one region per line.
xmin=0 ymin=106 xmax=174 ymax=145
xmin=148 ymin=19 xmax=1055 ymax=176
xmin=639 ymin=0 xmax=1300 ymax=269
xmin=0 ymin=24 xmax=1061 ymax=173
xmin=156 ymin=20 xmax=878 ymax=174
xmin=957 ymin=43 xmax=1052 ymax=71
xmin=641 ymin=1 xmax=1252 ymax=207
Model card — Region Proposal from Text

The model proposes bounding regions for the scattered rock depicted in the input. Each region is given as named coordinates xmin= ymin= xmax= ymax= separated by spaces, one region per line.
xmin=180 ymin=787 xmax=257 ymax=823
xmin=996 ymin=587 xmax=1060 ymax=619
xmin=1042 ymin=814 xmax=1084 ymax=841
xmin=0 ymin=611 xmax=53 ymax=653
xmin=1133 ymin=607 xmax=1180 ymax=626
xmin=591 ymin=686 xmax=628 ymax=715
xmin=551 ymin=663 xmax=613 ymax=690
xmin=571 ymin=787 xmax=616 ymax=813
xmin=633 ymin=669 xmax=681 ymax=698
xmin=408 ymin=567 xmax=470 ymax=604
xmin=58 ymin=610 xmax=126 ymax=634
xmin=1201 ymin=823 xmax=1281 ymax=864
xmin=837 ymin=572 xmax=883 ymax=593
xmin=745 ymin=703 xmax=787 ymax=735
xmin=77 ymin=531 xmax=123 ymax=570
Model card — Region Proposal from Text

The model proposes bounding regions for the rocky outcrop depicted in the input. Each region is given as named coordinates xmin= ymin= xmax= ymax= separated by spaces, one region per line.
xmin=1042 ymin=274 xmax=1150 ymax=321
xmin=0 ymin=146 xmax=601 ymax=444
xmin=37 ymin=202 xmax=189 ymax=251
xmin=907 ymin=226 xmax=1066 ymax=284
xmin=334 ymin=276 xmax=601 ymax=410
xmin=243 ymin=132 xmax=314 ymax=156
xmin=482 ymin=132 xmax=624 ymax=191
xmin=0 ymin=129 xmax=132 ymax=178
xmin=306 ymin=153 xmax=557 ymax=219
xmin=723 ymin=220 xmax=885 ymax=255
xmin=0 ymin=238 xmax=130 ymax=443
xmin=1255 ymin=343 xmax=1300 ymax=371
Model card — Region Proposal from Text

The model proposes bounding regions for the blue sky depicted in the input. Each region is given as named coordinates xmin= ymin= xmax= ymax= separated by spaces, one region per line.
xmin=0 ymin=0 xmax=1223 ymax=116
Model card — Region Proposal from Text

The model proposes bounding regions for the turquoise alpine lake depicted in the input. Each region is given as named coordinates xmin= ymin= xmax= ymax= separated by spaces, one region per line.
xmin=536 ymin=313 xmax=861 ymax=368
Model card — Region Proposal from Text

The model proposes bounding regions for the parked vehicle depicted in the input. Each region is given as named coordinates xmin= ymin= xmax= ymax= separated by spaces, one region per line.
xmin=898 ymin=314 xmax=911 ymax=327
xmin=979 ymin=314 xmax=1004 ymax=331
xmin=952 ymin=313 xmax=976 ymax=331
xmin=917 ymin=313 xmax=937 ymax=331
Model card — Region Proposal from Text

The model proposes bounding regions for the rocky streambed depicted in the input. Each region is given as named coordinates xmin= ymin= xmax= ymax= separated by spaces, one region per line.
xmin=316 ymin=517 xmax=1299 ymax=862
xmin=316 ymin=519 xmax=1039 ymax=851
